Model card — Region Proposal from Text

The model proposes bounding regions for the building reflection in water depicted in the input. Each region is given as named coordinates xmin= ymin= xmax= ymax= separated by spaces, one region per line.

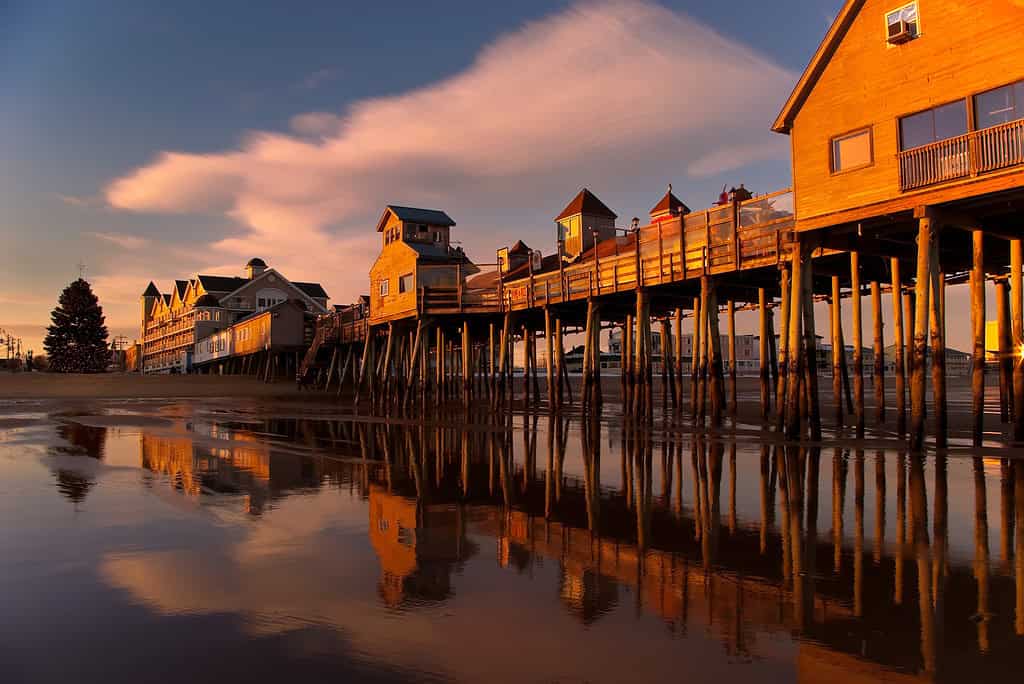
xmin=53 ymin=409 xmax=1024 ymax=680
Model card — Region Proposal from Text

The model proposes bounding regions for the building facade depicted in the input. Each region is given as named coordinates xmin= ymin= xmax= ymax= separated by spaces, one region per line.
xmin=139 ymin=258 xmax=328 ymax=373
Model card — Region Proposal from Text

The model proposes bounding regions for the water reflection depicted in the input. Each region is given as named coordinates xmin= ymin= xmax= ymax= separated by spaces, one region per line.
xmin=51 ymin=421 xmax=108 ymax=503
xmin=39 ymin=409 xmax=1024 ymax=681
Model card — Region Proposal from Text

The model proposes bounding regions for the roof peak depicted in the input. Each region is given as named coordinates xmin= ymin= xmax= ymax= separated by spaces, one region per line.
xmin=554 ymin=188 xmax=618 ymax=222
xmin=773 ymin=0 xmax=863 ymax=133
xmin=650 ymin=186 xmax=690 ymax=217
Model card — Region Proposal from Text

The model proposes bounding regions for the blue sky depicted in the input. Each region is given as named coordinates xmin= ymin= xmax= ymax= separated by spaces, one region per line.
xmin=1 ymin=0 xmax=843 ymax=352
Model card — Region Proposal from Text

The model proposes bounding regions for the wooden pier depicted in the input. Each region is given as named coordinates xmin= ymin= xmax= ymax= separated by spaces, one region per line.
xmin=290 ymin=0 xmax=1024 ymax=452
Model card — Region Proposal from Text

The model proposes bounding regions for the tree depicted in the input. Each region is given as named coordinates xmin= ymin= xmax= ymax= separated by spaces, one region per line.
xmin=44 ymin=278 xmax=110 ymax=373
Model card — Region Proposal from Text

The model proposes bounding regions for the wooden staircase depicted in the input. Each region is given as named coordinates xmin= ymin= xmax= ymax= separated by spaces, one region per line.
xmin=297 ymin=326 xmax=328 ymax=386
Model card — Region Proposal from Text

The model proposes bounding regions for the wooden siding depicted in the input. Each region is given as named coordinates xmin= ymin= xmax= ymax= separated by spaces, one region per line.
xmin=369 ymin=240 xmax=419 ymax=325
xmin=790 ymin=0 xmax=1024 ymax=229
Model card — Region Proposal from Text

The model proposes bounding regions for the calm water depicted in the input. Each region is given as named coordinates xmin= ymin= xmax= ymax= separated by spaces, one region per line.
xmin=1 ymin=398 xmax=1023 ymax=683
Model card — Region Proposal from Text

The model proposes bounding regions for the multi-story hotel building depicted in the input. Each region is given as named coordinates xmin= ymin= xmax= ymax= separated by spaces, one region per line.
xmin=139 ymin=258 xmax=329 ymax=373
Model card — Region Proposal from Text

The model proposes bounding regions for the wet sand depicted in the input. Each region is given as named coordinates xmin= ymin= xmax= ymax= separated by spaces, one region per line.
xmin=2 ymin=370 xmax=1017 ymax=453
xmin=2 ymin=396 xmax=1023 ymax=682
xmin=0 ymin=372 xmax=305 ymax=399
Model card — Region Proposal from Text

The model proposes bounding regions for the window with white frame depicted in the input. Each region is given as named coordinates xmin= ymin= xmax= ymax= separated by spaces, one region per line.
xmin=379 ymin=279 xmax=389 ymax=297
xmin=831 ymin=128 xmax=873 ymax=172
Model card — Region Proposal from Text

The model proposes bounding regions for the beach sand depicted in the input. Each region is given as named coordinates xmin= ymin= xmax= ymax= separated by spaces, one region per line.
xmin=0 ymin=372 xmax=305 ymax=400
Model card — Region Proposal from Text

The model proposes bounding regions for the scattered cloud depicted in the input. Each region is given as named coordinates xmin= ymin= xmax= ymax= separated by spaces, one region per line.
xmin=299 ymin=66 xmax=340 ymax=90
xmin=56 ymin=193 xmax=101 ymax=208
xmin=289 ymin=112 xmax=343 ymax=137
xmin=86 ymin=231 xmax=149 ymax=250
xmin=104 ymin=0 xmax=795 ymax=309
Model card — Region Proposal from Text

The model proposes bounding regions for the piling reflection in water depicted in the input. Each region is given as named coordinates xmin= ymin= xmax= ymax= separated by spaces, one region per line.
xmin=50 ymin=408 xmax=1024 ymax=680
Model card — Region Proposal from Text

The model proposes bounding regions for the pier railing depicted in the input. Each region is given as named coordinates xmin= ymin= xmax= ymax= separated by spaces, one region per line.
xmin=498 ymin=189 xmax=795 ymax=311
xmin=898 ymin=118 xmax=1024 ymax=191
xmin=418 ymin=264 xmax=503 ymax=313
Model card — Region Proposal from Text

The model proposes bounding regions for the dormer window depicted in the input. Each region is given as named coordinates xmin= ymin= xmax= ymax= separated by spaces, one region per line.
xmin=886 ymin=2 xmax=919 ymax=44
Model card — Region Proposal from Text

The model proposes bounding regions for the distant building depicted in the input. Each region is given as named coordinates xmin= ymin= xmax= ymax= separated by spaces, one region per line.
xmin=606 ymin=329 xmax=760 ymax=375
xmin=139 ymin=258 xmax=328 ymax=373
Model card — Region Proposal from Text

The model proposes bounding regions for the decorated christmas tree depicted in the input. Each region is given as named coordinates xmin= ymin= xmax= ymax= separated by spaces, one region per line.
xmin=43 ymin=278 xmax=111 ymax=373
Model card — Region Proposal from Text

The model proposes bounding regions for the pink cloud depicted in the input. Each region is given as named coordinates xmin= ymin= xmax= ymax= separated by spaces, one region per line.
xmin=86 ymin=231 xmax=149 ymax=250
xmin=104 ymin=0 xmax=795 ymax=309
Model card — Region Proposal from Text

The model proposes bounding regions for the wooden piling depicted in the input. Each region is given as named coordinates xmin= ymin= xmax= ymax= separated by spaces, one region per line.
xmin=872 ymin=281 xmax=885 ymax=424
xmin=727 ymin=299 xmax=737 ymax=416
xmin=831 ymin=276 xmax=844 ymax=428
xmin=623 ymin=314 xmax=633 ymax=396
xmin=759 ymin=288 xmax=770 ymax=418
xmin=892 ymin=259 xmax=907 ymax=436
xmin=583 ymin=301 xmax=595 ymax=405
xmin=498 ymin=312 xmax=511 ymax=399
xmin=661 ymin=318 xmax=675 ymax=407
xmin=489 ymin=322 xmax=496 ymax=398
xmin=971 ymin=230 xmax=986 ymax=446
xmin=910 ymin=217 xmax=934 ymax=452
xmin=531 ymin=325 xmax=542 ymax=403
xmin=850 ymin=251 xmax=865 ymax=436
xmin=708 ymin=284 xmax=724 ymax=423
xmin=775 ymin=265 xmax=792 ymax=431
xmin=462 ymin=320 xmax=472 ymax=399
xmin=355 ymin=336 xmax=372 ymax=404
xmin=800 ymin=248 xmax=822 ymax=441
xmin=997 ymin=279 xmax=1013 ymax=422
xmin=556 ymin=318 xmax=570 ymax=405
xmin=591 ymin=304 xmax=602 ymax=408
xmin=544 ymin=308 xmax=554 ymax=406
xmin=785 ymin=245 xmax=804 ymax=440
xmin=675 ymin=307 xmax=684 ymax=410
xmin=930 ymin=258 xmax=947 ymax=448
xmin=1012 ymin=239 xmax=1024 ymax=441
xmin=698 ymin=281 xmax=710 ymax=423
xmin=691 ymin=295 xmax=702 ymax=416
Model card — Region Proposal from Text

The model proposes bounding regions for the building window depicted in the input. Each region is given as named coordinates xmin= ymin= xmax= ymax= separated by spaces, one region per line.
xmin=899 ymin=101 xmax=967 ymax=150
xmin=399 ymin=273 xmax=414 ymax=293
xmin=885 ymin=2 xmax=919 ymax=43
xmin=379 ymin=279 xmax=389 ymax=297
xmin=975 ymin=80 xmax=1024 ymax=130
xmin=418 ymin=223 xmax=428 ymax=233
xmin=830 ymin=128 xmax=873 ymax=173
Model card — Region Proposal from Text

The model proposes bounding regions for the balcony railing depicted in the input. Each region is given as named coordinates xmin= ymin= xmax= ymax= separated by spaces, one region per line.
xmin=898 ymin=118 xmax=1024 ymax=191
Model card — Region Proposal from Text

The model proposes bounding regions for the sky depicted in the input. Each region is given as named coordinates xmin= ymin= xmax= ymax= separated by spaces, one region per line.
xmin=0 ymin=0 xmax=852 ymax=355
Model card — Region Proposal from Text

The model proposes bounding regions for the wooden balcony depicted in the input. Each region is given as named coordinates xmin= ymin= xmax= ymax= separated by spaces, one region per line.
xmin=898 ymin=118 xmax=1024 ymax=191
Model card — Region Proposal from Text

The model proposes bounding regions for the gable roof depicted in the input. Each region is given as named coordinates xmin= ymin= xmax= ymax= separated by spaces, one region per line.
xmin=772 ymin=0 xmax=863 ymax=134
xmin=650 ymin=188 xmax=690 ymax=217
xmin=196 ymin=274 xmax=248 ymax=293
xmin=376 ymin=205 xmax=456 ymax=232
xmin=142 ymin=282 xmax=161 ymax=297
xmin=174 ymin=280 xmax=189 ymax=297
xmin=216 ymin=268 xmax=330 ymax=314
xmin=555 ymin=188 xmax=618 ymax=222
xmin=293 ymin=281 xmax=329 ymax=299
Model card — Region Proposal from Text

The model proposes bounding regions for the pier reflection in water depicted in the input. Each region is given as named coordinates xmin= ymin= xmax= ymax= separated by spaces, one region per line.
xmin=11 ymin=406 xmax=1024 ymax=682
